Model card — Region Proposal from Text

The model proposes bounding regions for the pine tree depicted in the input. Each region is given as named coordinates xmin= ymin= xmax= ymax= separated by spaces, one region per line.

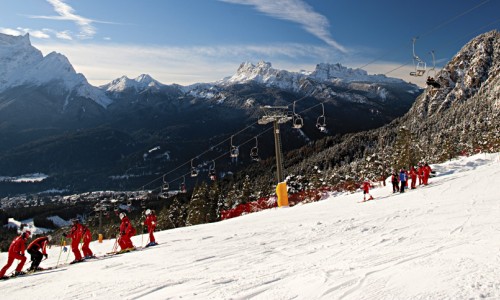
xmin=168 ymin=197 xmax=187 ymax=228
xmin=186 ymin=182 xmax=210 ymax=226
xmin=207 ymin=181 xmax=221 ymax=222
xmin=240 ymin=175 xmax=253 ymax=204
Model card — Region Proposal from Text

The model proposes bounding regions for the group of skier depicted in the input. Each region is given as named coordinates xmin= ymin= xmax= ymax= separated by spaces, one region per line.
xmin=390 ymin=163 xmax=433 ymax=194
xmin=0 ymin=208 xmax=158 ymax=279
xmin=363 ymin=163 xmax=433 ymax=201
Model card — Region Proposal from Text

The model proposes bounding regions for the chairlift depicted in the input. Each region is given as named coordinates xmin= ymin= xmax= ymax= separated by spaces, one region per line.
xmin=208 ymin=160 xmax=217 ymax=181
xmin=190 ymin=159 xmax=199 ymax=177
xmin=158 ymin=175 xmax=170 ymax=199
xmin=292 ymin=101 xmax=304 ymax=129
xmin=250 ymin=137 xmax=260 ymax=162
xmin=410 ymin=37 xmax=426 ymax=77
xmin=316 ymin=103 xmax=327 ymax=133
xmin=230 ymin=135 xmax=239 ymax=159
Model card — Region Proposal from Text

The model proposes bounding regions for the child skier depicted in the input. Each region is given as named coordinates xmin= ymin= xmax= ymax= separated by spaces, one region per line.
xmin=26 ymin=235 xmax=51 ymax=271
xmin=0 ymin=230 xmax=30 ymax=279
xmin=362 ymin=179 xmax=374 ymax=202
xmin=144 ymin=209 xmax=158 ymax=247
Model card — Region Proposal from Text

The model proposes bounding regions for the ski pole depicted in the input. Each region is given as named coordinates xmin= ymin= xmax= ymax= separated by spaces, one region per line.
xmin=56 ymin=237 xmax=64 ymax=267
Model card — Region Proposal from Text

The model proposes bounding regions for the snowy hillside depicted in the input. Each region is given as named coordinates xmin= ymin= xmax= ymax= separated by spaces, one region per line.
xmin=1 ymin=153 xmax=499 ymax=299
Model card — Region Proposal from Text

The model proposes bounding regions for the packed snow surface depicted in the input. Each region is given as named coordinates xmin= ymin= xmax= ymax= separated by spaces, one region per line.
xmin=1 ymin=154 xmax=500 ymax=299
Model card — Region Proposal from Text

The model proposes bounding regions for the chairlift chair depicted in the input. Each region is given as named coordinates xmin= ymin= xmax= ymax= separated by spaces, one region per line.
xmin=410 ymin=37 xmax=426 ymax=77
xmin=250 ymin=137 xmax=260 ymax=162
xmin=229 ymin=135 xmax=239 ymax=159
xmin=190 ymin=159 xmax=199 ymax=177
xmin=208 ymin=160 xmax=217 ymax=181
xmin=179 ymin=176 xmax=187 ymax=193
xmin=292 ymin=101 xmax=304 ymax=129
xmin=316 ymin=103 xmax=327 ymax=133
xmin=426 ymin=50 xmax=441 ymax=89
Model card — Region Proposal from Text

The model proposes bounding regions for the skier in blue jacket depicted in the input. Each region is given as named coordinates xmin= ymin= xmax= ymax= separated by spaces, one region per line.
xmin=399 ymin=169 xmax=407 ymax=193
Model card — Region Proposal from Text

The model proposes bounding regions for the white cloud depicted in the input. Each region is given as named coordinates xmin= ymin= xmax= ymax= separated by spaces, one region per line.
xmin=28 ymin=0 xmax=97 ymax=39
xmin=55 ymin=30 xmax=73 ymax=40
xmin=219 ymin=0 xmax=347 ymax=53
xmin=0 ymin=27 xmax=23 ymax=36
xmin=0 ymin=27 xmax=50 ymax=39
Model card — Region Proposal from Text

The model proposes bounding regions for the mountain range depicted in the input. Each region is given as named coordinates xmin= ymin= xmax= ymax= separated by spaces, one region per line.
xmin=0 ymin=33 xmax=422 ymax=196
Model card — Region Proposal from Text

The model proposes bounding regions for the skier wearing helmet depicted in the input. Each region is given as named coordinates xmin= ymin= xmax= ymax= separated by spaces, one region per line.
xmin=118 ymin=212 xmax=136 ymax=251
xmin=362 ymin=179 xmax=374 ymax=202
xmin=0 ymin=230 xmax=30 ymax=279
xmin=63 ymin=218 xmax=84 ymax=264
xmin=27 ymin=235 xmax=52 ymax=271
xmin=144 ymin=209 xmax=158 ymax=247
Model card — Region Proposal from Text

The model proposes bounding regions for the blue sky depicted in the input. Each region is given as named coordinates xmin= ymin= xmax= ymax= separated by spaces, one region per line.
xmin=1 ymin=0 xmax=499 ymax=86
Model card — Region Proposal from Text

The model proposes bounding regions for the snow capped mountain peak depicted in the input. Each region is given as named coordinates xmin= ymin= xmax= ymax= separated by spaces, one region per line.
xmin=102 ymin=74 xmax=164 ymax=93
xmin=219 ymin=60 xmax=408 ymax=90
xmin=0 ymin=32 xmax=111 ymax=108
xmin=0 ymin=32 xmax=31 ymax=47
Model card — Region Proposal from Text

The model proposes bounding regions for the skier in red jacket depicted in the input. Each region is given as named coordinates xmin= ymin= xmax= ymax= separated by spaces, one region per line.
xmin=118 ymin=212 xmax=136 ymax=251
xmin=27 ymin=235 xmax=51 ymax=271
xmin=0 ymin=230 xmax=30 ymax=279
xmin=63 ymin=219 xmax=84 ymax=264
xmin=423 ymin=163 xmax=432 ymax=185
xmin=144 ymin=209 xmax=158 ymax=247
xmin=409 ymin=166 xmax=418 ymax=189
xmin=417 ymin=163 xmax=424 ymax=185
xmin=362 ymin=179 xmax=374 ymax=202
xmin=81 ymin=224 xmax=94 ymax=259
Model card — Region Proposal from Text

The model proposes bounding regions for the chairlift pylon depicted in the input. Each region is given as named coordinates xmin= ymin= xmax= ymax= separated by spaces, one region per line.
xmin=230 ymin=135 xmax=239 ymax=159
xmin=250 ymin=137 xmax=260 ymax=162
xmin=292 ymin=101 xmax=304 ymax=129
xmin=410 ymin=37 xmax=426 ymax=77
xmin=316 ymin=103 xmax=327 ymax=133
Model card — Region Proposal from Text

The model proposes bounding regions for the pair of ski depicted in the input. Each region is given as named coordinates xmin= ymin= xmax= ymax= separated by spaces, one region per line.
xmin=1 ymin=266 xmax=66 ymax=281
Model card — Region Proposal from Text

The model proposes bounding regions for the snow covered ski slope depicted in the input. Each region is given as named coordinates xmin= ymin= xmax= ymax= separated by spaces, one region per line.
xmin=1 ymin=154 xmax=499 ymax=299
